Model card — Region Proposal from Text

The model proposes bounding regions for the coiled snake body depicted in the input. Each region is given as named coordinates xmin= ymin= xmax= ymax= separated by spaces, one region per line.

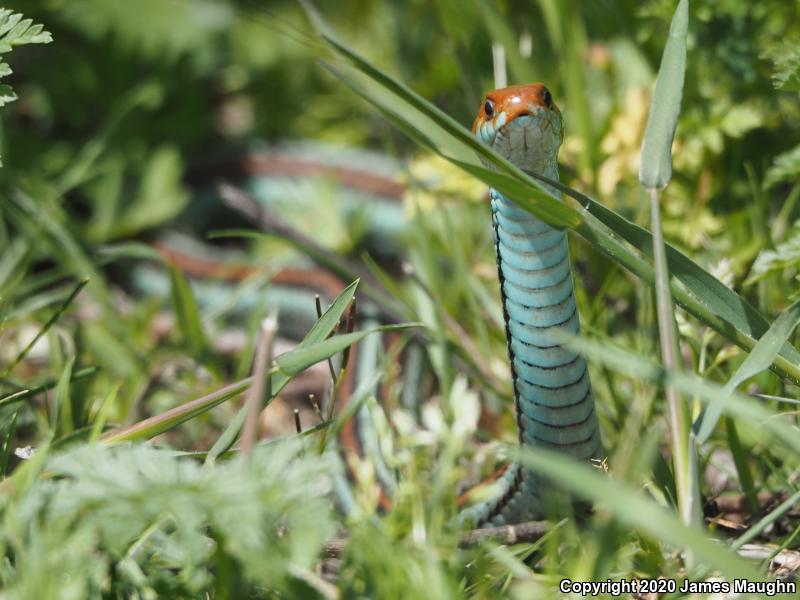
xmin=461 ymin=83 xmax=602 ymax=526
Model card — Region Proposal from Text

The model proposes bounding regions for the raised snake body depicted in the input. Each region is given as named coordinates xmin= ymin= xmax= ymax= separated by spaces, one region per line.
xmin=139 ymin=84 xmax=602 ymax=527
xmin=461 ymin=83 xmax=602 ymax=526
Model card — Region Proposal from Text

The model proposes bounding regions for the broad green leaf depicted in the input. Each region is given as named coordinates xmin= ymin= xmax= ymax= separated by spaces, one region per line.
xmin=639 ymin=0 xmax=688 ymax=190
xmin=695 ymin=297 xmax=800 ymax=442
xmin=514 ymin=445 xmax=760 ymax=581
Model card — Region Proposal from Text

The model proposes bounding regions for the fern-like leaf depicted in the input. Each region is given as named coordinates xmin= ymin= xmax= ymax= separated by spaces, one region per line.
xmin=0 ymin=9 xmax=52 ymax=165
xmin=1 ymin=442 xmax=335 ymax=596
xmin=0 ymin=9 xmax=52 ymax=54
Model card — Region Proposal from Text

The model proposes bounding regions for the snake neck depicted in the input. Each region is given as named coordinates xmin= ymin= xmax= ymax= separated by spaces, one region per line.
xmin=461 ymin=166 xmax=602 ymax=526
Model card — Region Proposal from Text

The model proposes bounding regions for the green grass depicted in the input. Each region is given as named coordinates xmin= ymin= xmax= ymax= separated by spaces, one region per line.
xmin=0 ymin=0 xmax=799 ymax=597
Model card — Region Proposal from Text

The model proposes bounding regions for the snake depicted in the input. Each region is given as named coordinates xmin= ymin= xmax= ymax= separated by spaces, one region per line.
xmin=135 ymin=83 xmax=602 ymax=528
xmin=458 ymin=83 xmax=602 ymax=526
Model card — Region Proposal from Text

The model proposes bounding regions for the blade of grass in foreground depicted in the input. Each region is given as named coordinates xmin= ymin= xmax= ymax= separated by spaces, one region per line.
xmin=732 ymin=488 xmax=800 ymax=551
xmin=299 ymin=2 xmax=800 ymax=385
xmin=1 ymin=278 xmax=88 ymax=379
xmin=514 ymin=445 xmax=760 ymax=581
xmin=638 ymin=0 xmax=692 ymax=528
xmin=103 ymin=322 xmax=418 ymax=444
xmin=101 ymin=378 xmax=252 ymax=444
xmin=0 ymin=366 xmax=100 ymax=409
xmin=695 ymin=297 xmax=800 ymax=442
xmin=205 ymin=278 xmax=361 ymax=462
xmin=558 ymin=333 xmax=800 ymax=456
xmin=639 ymin=0 xmax=687 ymax=190
xmin=168 ymin=264 xmax=211 ymax=359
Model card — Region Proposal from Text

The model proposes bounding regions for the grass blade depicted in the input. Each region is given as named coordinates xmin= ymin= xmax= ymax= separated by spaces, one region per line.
xmin=52 ymin=355 xmax=76 ymax=437
xmin=102 ymin=322 xmax=418 ymax=444
xmin=0 ymin=366 xmax=100 ymax=408
xmin=205 ymin=279 xmax=361 ymax=463
xmin=514 ymin=445 xmax=760 ymax=580
xmin=101 ymin=378 xmax=253 ymax=444
xmin=732 ymin=488 xmax=800 ymax=551
xmin=289 ymin=279 xmax=358 ymax=348
xmin=89 ymin=383 xmax=120 ymax=443
xmin=696 ymin=297 xmax=800 ymax=442
xmin=0 ymin=409 xmax=19 ymax=477
xmin=168 ymin=264 xmax=210 ymax=358
xmin=638 ymin=0 xmax=691 ymax=527
xmin=274 ymin=324 xmax=420 ymax=377
xmin=560 ymin=333 xmax=800 ymax=456
xmin=639 ymin=0 xmax=688 ymax=189
xmin=0 ymin=278 xmax=88 ymax=379
xmin=725 ymin=417 xmax=759 ymax=514
xmin=241 ymin=315 xmax=276 ymax=457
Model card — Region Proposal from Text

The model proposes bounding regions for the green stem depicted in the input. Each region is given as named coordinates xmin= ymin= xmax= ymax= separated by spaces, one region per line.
xmin=649 ymin=187 xmax=693 ymax=528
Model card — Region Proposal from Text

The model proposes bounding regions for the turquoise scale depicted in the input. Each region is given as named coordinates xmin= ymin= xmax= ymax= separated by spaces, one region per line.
xmin=462 ymin=186 xmax=602 ymax=526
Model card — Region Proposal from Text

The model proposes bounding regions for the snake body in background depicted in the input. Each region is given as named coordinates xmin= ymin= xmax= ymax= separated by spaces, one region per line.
xmin=137 ymin=84 xmax=602 ymax=527
xmin=461 ymin=83 xmax=602 ymax=525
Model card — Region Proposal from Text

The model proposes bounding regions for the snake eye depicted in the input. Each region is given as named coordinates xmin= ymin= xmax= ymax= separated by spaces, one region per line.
xmin=541 ymin=87 xmax=553 ymax=108
xmin=483 ymin=99 xmax=494 ymax=118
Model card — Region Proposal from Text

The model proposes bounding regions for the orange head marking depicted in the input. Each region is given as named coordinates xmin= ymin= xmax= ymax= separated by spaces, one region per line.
xmin=472 ymin=83 xmax=557 ymax=135
xmin=472 ymin=83 xmax=563 ymax=170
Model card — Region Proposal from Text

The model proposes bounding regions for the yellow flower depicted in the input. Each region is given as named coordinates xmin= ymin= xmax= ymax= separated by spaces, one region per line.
xmin=597 ymin=86 xmax=650 ymax=197
xmin=403 ymin=155 xmax=485 ymax=215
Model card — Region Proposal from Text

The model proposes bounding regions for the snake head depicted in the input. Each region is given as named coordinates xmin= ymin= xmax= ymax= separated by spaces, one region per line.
xmin=472 ymin=83 xmax=564 ymax=173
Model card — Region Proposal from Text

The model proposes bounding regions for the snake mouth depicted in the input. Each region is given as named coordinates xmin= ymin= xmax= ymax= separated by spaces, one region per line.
xmin=491 ymin=112 xmax=561 ymax=170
